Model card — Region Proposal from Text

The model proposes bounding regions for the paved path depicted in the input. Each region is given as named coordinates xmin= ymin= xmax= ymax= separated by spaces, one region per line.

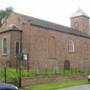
xmin=57 ymin=84 xmax=90 ymax=90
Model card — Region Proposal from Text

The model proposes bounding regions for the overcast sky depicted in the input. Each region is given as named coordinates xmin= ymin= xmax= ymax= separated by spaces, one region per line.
xmin=0 ymin=0 xmax=90 ymax=27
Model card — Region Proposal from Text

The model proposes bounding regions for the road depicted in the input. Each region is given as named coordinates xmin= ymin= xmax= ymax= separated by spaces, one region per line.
xmin=57 ymin=84 xmax=90 ymax=90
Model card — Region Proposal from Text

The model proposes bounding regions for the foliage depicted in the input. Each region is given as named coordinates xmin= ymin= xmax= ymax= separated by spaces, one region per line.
xmin=0 ymin=10 xmax=6 ymax=26
xmin=0 ymin=7 xmax=13 ymax=26
xmin=0 ymin=67 xmax=90 ymax=86
xmin=0 ymin=67 xmax=89 ymax=90
xmin=0 ymin=67 xmax=90 ymax=81
xmin=0 ymin=67 xmax=17 ymax=81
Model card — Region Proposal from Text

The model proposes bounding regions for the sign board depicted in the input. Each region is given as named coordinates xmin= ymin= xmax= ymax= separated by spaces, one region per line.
xmin=16 ymin=53 xmax=23 ymax=60
xmin=16 ymin=53 xmax=28 ymax=61
xmin=23 ymin=54 xmax=28 ymax=61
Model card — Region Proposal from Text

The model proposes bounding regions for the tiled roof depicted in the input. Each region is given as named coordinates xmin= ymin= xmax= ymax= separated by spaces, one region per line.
xmin=71 ymin=8 xmax=89 ymax=18
xmin=1 ymin=12 xmax=90 ymax=38
xmin=16 ymin=12 xmax=90 ymax=38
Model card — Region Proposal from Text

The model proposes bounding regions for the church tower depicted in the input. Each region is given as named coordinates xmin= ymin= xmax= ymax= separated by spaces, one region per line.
xmin=71 ymin=8 xmax=89 ymax=34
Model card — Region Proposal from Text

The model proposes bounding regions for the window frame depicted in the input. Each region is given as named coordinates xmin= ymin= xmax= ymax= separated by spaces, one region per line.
xmin=2 ymin=36 xmax=8 ymax=55
xmin=68 ymin=40 xmax=75 ymax=53
xmin=15 ymin=40 xmax=20 ymax=56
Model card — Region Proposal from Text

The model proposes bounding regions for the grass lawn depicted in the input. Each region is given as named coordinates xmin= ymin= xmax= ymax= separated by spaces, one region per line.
xmin=0 ymin=67 xmax=89 ymax=90
xmin=23 ymin=79 xmax=88 ymax=90
xmin=0 ymin=67 xmax=90 ymax=80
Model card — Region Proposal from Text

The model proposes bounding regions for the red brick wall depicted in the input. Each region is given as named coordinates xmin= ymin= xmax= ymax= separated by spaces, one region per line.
xmin=71 ymin=16 xmax=89 ymax=34
xmin=0 ymin=12 xmax=90 ymax=70
xmin=21 ymin=74 xmax=87 ymax=86
xmin=30 ymin=25 xmax=90 ymax=70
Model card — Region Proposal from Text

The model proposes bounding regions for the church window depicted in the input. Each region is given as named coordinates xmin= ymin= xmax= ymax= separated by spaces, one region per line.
xmin=2 ymin=37 xmax=8 ymax=54
xmin=15 ymin=41 xmax=20 ymax=55
xmin=68 ymin=40 xmax=75 ymax=52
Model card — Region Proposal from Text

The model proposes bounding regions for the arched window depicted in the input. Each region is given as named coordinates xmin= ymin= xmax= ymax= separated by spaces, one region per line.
xmin=68 ymin=40 xmax=75 ymax=52
xmin=48 ymin=36 xmax=56 ymax=58
xmin=2 ymin=38 xmax=8 ymax=54
xmin=16 ymin=41 xmax=20 ymax=55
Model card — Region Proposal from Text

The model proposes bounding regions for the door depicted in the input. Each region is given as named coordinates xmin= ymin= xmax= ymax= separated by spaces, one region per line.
xmin=64 ymin=60 xmax=70 ymax=70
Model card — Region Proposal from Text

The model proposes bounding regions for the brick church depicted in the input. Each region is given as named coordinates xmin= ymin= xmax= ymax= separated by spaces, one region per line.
xmin=0 ymin=8 xmax=90 ymax=71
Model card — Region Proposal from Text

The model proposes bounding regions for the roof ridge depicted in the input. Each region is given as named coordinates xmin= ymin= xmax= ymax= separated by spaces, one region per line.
xmin=71 ymin=8 xmax=89 ymax=18
xmin=5 ymin=11 xmax=90 ymax=38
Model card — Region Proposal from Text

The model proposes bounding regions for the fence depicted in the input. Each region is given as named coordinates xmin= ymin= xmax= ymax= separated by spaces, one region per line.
xmin=0 ymin=60 xmax=90 ymax=83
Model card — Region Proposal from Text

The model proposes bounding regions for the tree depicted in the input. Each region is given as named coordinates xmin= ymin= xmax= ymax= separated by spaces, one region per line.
xmin=6 ymin=7 xmax=13 ymax=14
xmin=0 ymin=10 xmax=6 ymax=26
xmin=0 ymin=7 xmax=13 ymax=26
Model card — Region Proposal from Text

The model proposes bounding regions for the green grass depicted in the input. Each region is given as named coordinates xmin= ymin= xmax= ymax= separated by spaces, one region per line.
xmin=0 ymin=67 xmax=90 ymax=81
xmin=0 ymin=67 xmax=18 ymax=81
xmin=0 ymin=67 xmax=89 ymax=90
xmin=23 ymin=79 xmax=88 ymax=90
xmin=22 ymin=69 xmax=36 ymax=77
xmin=21 ymin=68 xmax=81 ymax=77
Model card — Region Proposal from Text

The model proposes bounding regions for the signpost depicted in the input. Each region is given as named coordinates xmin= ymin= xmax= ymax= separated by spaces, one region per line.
xmin=23 ymin=54 xmax=28 ymax=61
xmin=16 ymin=53 xmax=28 ymax=88
xmin=16 ymin=53 xmax=23 ymax=88
xmin=23 ymin=53 xmax=29 ymax=76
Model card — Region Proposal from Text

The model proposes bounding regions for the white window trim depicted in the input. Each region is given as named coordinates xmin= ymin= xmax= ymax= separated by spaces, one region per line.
xmin=2 ymin=36 xmax=8 ymax=55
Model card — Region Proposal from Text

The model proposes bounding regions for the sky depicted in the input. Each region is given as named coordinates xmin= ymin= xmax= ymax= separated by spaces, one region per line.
xmin=0 ymin=0 xmax=90 ymax=27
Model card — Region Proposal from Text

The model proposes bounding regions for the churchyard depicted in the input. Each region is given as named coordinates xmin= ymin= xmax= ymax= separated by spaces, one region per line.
xmin=0 ymin=59 xmax=90 ymax=89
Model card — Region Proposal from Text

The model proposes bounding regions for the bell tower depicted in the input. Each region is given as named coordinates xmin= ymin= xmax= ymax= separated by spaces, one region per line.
xmin=71 ymin=8 xmax=89 ymax=34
